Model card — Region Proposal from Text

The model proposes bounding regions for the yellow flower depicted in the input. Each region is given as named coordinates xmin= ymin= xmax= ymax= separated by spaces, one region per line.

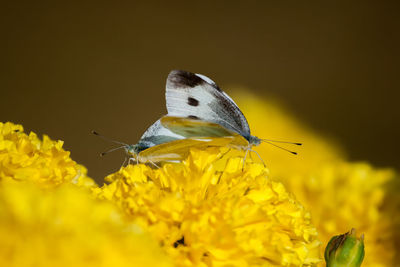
xmin=0 ymin=122 xmax=94 ymax=188
xmin=0 ymin=122 xmax=173 ymax=267
xmin=96 ymin=148 xmax=322 ymax=266
xmin=233 ymin=91 xmax=399 ymax=266
xmin=0 ymin=180 xmax=172 ymax=267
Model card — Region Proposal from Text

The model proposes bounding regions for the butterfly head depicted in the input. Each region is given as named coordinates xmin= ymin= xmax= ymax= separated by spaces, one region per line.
xmin=124 ymin=144 xmax=141 ymax=158
xmin=249 ymin=135 xmax=262 ymax=147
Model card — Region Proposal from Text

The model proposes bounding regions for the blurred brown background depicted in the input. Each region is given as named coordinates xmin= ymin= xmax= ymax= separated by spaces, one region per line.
xmin=1 ymin=1 xmax=399 ymax=182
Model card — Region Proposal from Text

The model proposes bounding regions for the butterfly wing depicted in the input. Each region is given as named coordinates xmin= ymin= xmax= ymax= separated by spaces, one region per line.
xmin=160 ymin=115 xmax=237 ymax=138
xmin=134 ymin=119 xmax=185 ymax=153
xmin=165 ymin=70 xmax=252 ymax=140
xmin=138 ymin=136 xmax=242 ymax=163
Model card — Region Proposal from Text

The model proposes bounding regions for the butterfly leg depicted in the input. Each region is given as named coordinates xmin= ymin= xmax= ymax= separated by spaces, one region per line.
xmin=249 ymin=149 xmax=266 ymax=167
xmin=127 ymin=157 xmax=136 ymax=165
xmin=242 ymin=149 xmax=249 ymax=171
xmin=249 ymin=150 xmax=254 ymax=161
xmin=121 ymin=157 xmax=128 ymax=169
xmin=148 ymin=160 xmax=160 ymax=169
xmin=217 ymin=147 xmax=231 ymax=161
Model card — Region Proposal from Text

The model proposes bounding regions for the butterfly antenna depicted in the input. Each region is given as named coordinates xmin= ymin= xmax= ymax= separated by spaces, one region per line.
xmin=91 ymin=130 xmax=128 ymax=146
xmin=100 ymin=145 xmax=127 ymax=157
xmin=263 ymin=140 xmax=298 ymax=155
xmin=261 ymin=139 xmax=302 ymax=146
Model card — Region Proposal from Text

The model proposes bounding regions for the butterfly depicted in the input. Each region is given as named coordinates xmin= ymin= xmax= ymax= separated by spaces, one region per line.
xmin=95 ymin=70 xmax=300 ymax=166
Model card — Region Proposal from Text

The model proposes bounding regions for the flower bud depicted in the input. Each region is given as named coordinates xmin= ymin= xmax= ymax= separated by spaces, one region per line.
xmin=325 ymin=228 xmax=365 ymax=267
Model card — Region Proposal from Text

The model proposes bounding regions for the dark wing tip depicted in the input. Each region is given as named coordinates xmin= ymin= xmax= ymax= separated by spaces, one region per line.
xmin=167 ymin=70 xmax=222 ymax=92
xmin=167 ymin=70 xmax=204 ymax=89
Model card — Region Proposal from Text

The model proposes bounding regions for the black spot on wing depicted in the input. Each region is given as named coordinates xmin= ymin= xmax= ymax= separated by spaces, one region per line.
xmin=188 ymin=115 xmax=199 ymax=120
xmin=168 ymin=70 xmax=204 ymax=88
xmin=187 ymin=97 xmax=199 ymax=106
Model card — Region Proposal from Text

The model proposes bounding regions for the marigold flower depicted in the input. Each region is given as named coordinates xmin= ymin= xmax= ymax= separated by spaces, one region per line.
xmin=0 ymin=180 xmax=172 ymax=267
xmin=0 ymin=122 xmax=94 ymax=188
xmin=96 ymin=148 xmax=322 ymax=266
xmin=0 ymin=122 xmax=172 ymax=267
xmin=234 ymin=91 xmax=399 ymax=266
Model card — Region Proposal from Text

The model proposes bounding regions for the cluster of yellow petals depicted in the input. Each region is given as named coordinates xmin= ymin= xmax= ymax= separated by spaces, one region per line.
xmin=234 ymin=91 xmax=399 ymax=266
xmin=0 ymin=122 xmax=172 ymax=267
xmin=0 ymin=181 xmax=172 ymax=267
xmin=96 ymin=148 xmax=321 ymax=266
xmin=0 ymin=122 xmax=93 ymax=188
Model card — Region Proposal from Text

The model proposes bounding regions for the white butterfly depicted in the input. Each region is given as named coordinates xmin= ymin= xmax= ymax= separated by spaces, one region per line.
xmin=96 ymin=70 xmax=300 ymax=166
